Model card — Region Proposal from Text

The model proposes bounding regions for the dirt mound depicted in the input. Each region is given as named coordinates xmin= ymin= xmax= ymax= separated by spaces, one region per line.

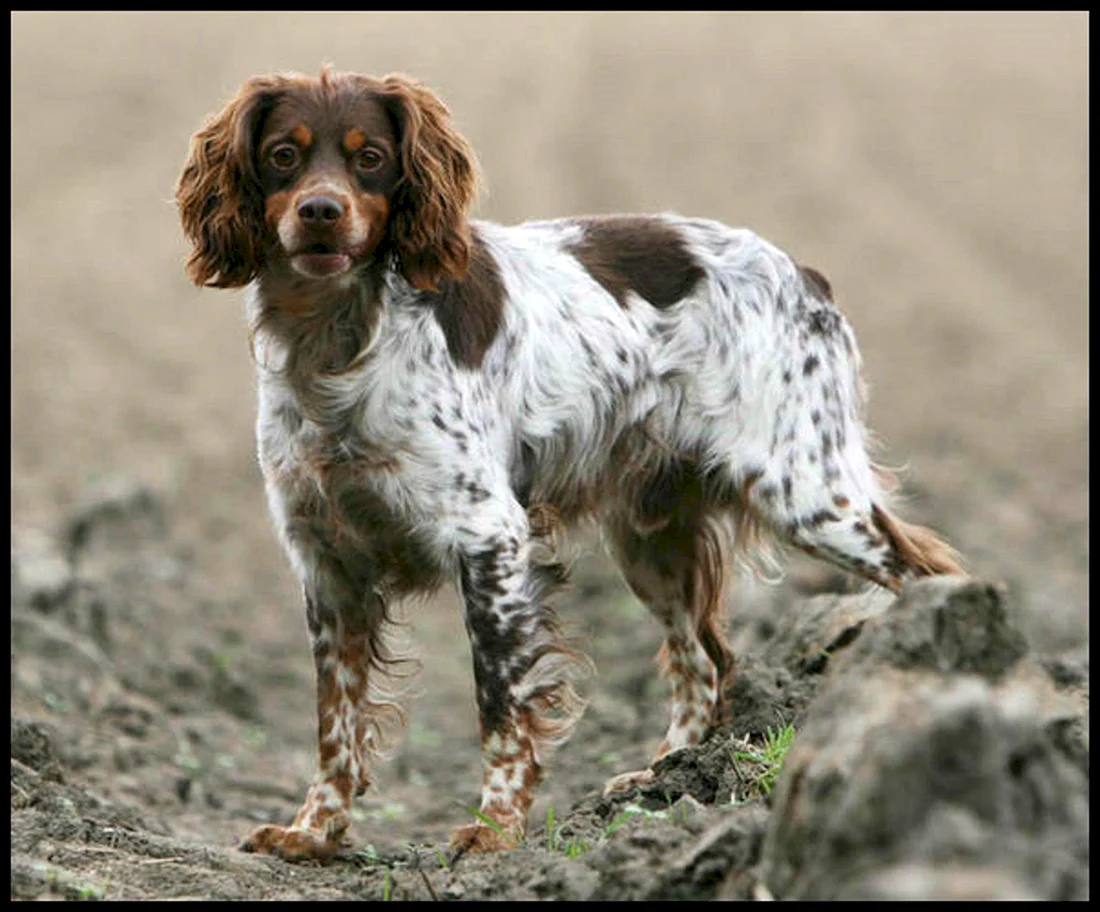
xmin=763 ymin=579 xmax=1089 ymax=900
xmin=10 ymin=488 xmax=1088 ymax=900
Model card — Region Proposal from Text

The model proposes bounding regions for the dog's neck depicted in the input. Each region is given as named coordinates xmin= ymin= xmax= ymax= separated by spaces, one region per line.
xmin=252 ymin=258 xmax=389 ymax=383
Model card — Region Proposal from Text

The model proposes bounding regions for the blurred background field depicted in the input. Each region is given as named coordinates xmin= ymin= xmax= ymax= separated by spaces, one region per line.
xmin=12 ymin=11 xmax=1087 ymax=647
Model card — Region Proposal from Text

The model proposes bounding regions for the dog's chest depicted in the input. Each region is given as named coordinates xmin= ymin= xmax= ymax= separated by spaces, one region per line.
xmin=258 ymin=383 xmax=444 ymax=595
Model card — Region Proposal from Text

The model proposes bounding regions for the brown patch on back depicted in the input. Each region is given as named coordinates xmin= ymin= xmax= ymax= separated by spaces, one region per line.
xmin=425 ymin=227 xmax=505 ymax=369
xmin=290 ymin=124 xmax=313 ymax=148
xmin=799 ymin=263 xmax=833 ymax=301
xmin=570 ymin=215 xmax=705 ymax=309
xmin=342 ymin=127 xmax=367 ymax=153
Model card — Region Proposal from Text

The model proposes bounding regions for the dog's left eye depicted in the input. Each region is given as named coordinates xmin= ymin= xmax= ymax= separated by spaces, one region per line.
xmin=355 ymin=147 xmax=385 ymax=173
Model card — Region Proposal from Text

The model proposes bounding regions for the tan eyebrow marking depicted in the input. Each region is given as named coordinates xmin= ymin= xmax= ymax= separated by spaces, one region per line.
xmin=343 ymin=128 xmax=367 ymax=153
xmin=290 ymin=124 xmax=313 ymax=148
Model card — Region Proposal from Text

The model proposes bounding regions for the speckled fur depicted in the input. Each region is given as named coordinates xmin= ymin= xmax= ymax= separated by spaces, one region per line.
xmin=179 ymin=69 xmax=963 ymax=861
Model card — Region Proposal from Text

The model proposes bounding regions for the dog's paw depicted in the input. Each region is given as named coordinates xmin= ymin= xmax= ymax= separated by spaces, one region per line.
xmin=602 ymin=767 xmax=655 ymax=796
xmin=238 ymin=823 xmax=346 ymax=862
xmin=448 ymin=820 xmax=522 ymax=856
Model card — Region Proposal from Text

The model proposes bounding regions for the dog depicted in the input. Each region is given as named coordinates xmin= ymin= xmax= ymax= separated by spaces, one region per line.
xmin=176 ymin=67 xmax=963 ymax=860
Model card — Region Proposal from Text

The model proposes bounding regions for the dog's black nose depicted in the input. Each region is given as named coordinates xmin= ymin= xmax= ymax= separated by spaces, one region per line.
xmin=297 ymin=195 xmax=345 ymax=224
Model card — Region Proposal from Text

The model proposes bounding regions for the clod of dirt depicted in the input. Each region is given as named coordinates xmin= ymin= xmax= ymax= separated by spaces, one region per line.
xmin=761 ymin=578 xmax=1089 ymax=901
xmin=646 ymin=803 xmax=770 ymax=900
xmin=835 ymin=577 xmax=1029 ymax=680
xmin=11 ymin=719 xmax=66 ymax=783
xmin=66 ymin=478 xmax=168 ymax=560
xmin=642 ymin=738 xmax=742 ymax=807
xmin=11 ymin=528 xmax=73 ymax=612
xmin=759 ymin=589 xmax=893 ymax=677
xmin=717 ymin=587 xmax=894 ymax=739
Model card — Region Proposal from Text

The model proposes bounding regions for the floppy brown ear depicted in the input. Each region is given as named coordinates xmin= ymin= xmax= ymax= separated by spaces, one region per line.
xmin=379 ymin=74 xmax=480 ymax=291
xmin=176 ymin=76 xmax=284 ymax=288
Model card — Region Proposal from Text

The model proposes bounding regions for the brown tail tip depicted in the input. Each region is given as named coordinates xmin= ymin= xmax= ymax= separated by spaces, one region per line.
xmin=872 ymin=504 xmax=967 ymax=579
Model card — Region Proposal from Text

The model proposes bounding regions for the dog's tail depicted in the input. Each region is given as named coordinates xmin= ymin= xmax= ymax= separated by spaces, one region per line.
xmin=871 ymin=503 xmax=966 ymax=579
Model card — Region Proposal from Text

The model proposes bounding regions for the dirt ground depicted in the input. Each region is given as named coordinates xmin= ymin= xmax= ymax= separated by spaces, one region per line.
xmin=11 ymin=11 xmax=1088 ymax=901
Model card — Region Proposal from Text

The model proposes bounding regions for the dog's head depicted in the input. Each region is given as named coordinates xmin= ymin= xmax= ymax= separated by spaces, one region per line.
xmin=176 ymin=68 xmax=480 ymax=291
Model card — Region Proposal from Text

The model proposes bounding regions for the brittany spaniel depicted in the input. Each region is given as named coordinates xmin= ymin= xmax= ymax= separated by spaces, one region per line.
xmin=176 ymin=68 xmax=962 ymax=860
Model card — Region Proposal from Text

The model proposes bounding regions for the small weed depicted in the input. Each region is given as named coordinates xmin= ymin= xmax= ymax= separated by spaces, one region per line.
xmin=242 ymin=725 xmax=267 ymax=748
xmin=465 ymin=806 xmax=507 ymax=837
xmin=406 ymin=723 xmax=443 ymax=749
xmin=595 ymin=750 xmax=622 ymax=768
xmin=43 ymin=692 xmax=72 ymax=713
xmin=733 ymin=724 xmax=796 ymax=796
xmin=210 ymin=630 xmax=243 ymax=674
xmin=74 ymin=879 xmax=108 ymax=901
xmin=545 ymin=802 xmax=557 ymax=851
xmin=171 ymin=738 xmax=202 ymax=773
xmin=373 ymin=802 xmax=407 ymax=822
xmin=34 ymin=863 xmax=108 ymax=901
xmin=382 ymin=868 xmax=392 ymax=901
xmin=543 ymin=802 xmax=592 ymax=858
xmin=354 ymin=801 xmax=406 ymax=824
xmin=605 ymin=802 xmax=669 ymax=837
xmin=561 ymin=837 xmax=591 ymax=858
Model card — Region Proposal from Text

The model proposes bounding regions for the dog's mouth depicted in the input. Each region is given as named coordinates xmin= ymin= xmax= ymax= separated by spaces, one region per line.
xmin=290 ymin=242 xmax=355 ymax=279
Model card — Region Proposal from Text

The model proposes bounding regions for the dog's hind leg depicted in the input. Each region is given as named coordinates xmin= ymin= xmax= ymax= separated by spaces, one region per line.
xmin=601 ymin=467 xmax=733 ymax=794
xmin=700 ymin=294 xmax=963 ymax=592
xmin=724 ymin=385 xmax=964 ymax=592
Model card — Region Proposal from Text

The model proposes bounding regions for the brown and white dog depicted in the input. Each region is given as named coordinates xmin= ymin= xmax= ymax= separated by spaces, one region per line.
xmin=177 ymin=67 xmax=962 ymax=860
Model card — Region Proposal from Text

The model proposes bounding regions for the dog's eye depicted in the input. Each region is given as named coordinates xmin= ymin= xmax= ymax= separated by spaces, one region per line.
xmin=268 ymin=144 xmax=300 ymax=171
xmin=355 ymin=147 xmax=385 ymax=173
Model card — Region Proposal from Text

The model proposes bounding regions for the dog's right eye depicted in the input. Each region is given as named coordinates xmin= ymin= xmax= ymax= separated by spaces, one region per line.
xmin=268 ymin=144 xmax=300 ymax=171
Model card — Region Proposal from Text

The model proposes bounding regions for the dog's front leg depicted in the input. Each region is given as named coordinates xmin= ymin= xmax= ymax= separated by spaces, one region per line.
xmin=448 ymin=518 xmax=588 ymax=855
xmin=242 ymin=573 xmax=398 ymax=861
